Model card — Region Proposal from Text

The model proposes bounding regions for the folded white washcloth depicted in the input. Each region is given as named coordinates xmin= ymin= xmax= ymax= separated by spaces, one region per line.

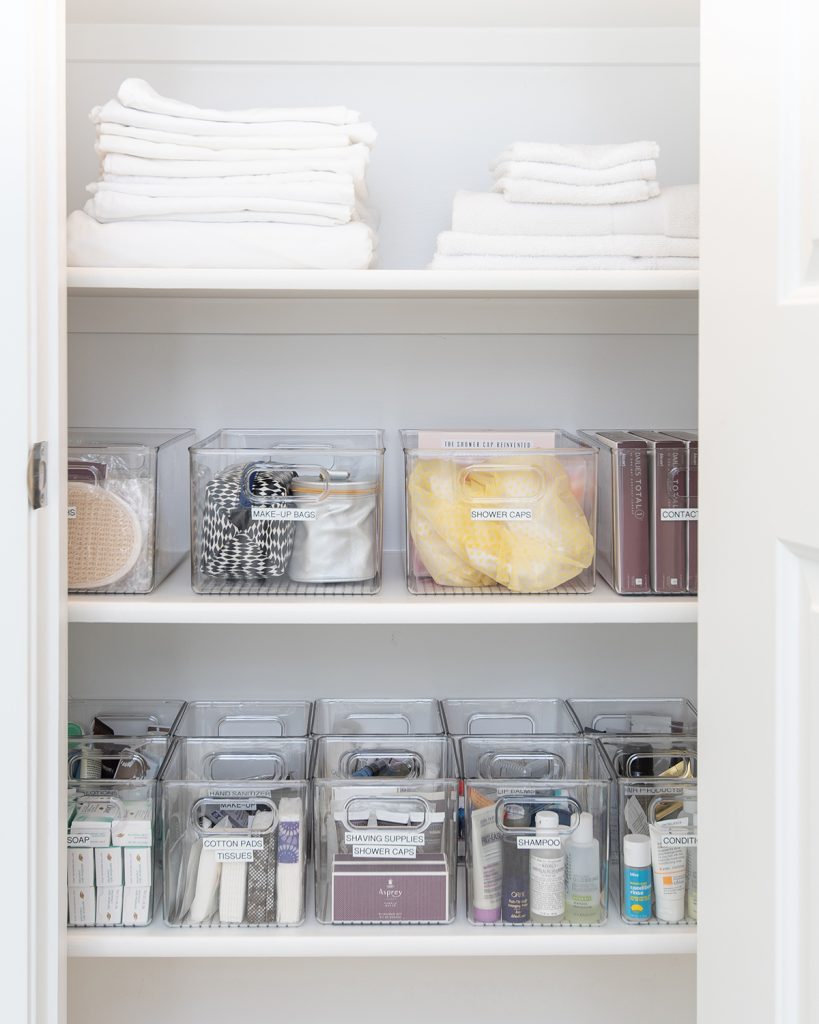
xmin=451 ymin=187 xmax=699 ymax=238
xmin=429 ymin=254 xmax=698 ymax=270
xmin=96 ymin=133 xmax=370 ymax=166
xmin=92 ymin=101 xmax=376 ymax=144
xmin=495 ymin=178 xmax=661 ymax=205
xmin=435 ymin=232 xmax=698 ymax=259
xmin=67 ymin=210 xmax=375 ymax=269
xmin=101 ymin=152 xmax=370 ymax=183
xmin=84 ymin=193 xmax=355 ymax=226
xmin=89 ymin=177 xmax=356 ymax=205
xmin=98 ymin=121 xmax=376 ymax=152
xmin=491 ymin=141 xmax=660 ymax=171
xmin=117 ymin=78 xmax=360 ymax=126
xmin=492 ymin=159 xmax=656 ymax=186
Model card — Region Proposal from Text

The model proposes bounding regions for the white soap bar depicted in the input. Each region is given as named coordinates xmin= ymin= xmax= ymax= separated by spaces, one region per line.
xmin=68 ymin=886 xmax=96 ymax=926
xmin=124 ymin=847 xmax=151 ymax=887
xmin=95 ymin=885 xmax=123 ymax=926
xmin=67 ymin=849 xmax=95 ymax=887
xmin=122 ymin=886 xmax=151 ymax=926
xmin=94 ymin=846 xmax=123 ymax=886
xmin=70 ymin=819 xmax=112 ymax=847
xmin=112 ymin=821 xmax=152 ymax=847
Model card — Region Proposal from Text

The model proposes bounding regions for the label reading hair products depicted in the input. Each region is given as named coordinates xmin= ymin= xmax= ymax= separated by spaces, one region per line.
xmin=251 ymin=507 xmax=317 ymax=522
xmin=470 ymin=508 xmax=533 ymax=522
xmin=660 ymin=508 xmax=698 ymax=522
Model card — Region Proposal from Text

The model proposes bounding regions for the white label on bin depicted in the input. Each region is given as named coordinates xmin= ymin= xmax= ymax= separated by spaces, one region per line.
xmin=495 ymin=786 xmax=537 ymax=797
xmin=66 ymin=834 xmax=93 ymax=848
xmin=202 ymin=836 xmax=264 ymax=856
xmin=660 ymin=508 xmax=698 ymax=521
xmin=67 ymin=506 xmax=77 ymax=519
xmin=351 ymin=844 xmax=417 ymax=859
xmin=207 ymin=789 xmax=268 ymax=802
xmin=517 ymin=836 xmax=563 ymax=850
xmin=251 ymin=507 xmax=317 ymax=521
xmin=441 ymin=438 xmax=534 ymax=450
xmin=216 ymin=850 xmax=257 ymax=862
xmin=345 ymin=832 xmax=425 ymax=846
xmin=470 ymin=508 xmax=533 ymax=522
xmin=657 ymin=832 xmax=697 ymax=848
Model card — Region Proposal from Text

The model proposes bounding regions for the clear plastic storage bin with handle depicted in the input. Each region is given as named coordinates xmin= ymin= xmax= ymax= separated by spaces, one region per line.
xmin=312 ymin=735 xmax=458 ymax=924
xmin=568 ymin=698 xmax=698 ymax=736
xmin=190 ymin=429 xmax=385 ymax=595
xmin=310 ymin=698 xmax=445 ymax=736
xmin=162 ymin=738 xmax=310 ymax=928
xmin=176 ymin=701 xmax=312 ymax=738
xmin=67 ymin=698 xmax=187 ymax=738
xmin=461 ymin=736 xmax=609 ymax=926
xmin=598 ymin=734 xmax=697 ymax=926
xmin=67 ymin=736 xmax=169 ymax=927
xmin=401 ymin=429 xmax=597 ymax=595
xmin=442 ymin=698 xmax=579 ymax=737
xmin=68 ymin=428 xmax=194 ymax=594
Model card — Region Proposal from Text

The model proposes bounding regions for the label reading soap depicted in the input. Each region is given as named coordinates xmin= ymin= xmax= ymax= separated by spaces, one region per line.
xmin=251 ymin=507 xmax=318 ymax=521
xmin=471 ymin=508 xmax=533 ymax=522
xmin=660 ymin=508 xmax=698 ymax=522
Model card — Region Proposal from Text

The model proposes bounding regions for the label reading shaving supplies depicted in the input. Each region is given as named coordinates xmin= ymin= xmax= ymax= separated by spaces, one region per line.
xmin=251 ymin=507 xmax=318 ymax=522
xmin=471 ymin=508 xmax=533 ymax=522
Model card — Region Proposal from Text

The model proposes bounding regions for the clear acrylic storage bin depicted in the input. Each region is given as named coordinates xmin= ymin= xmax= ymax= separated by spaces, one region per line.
xmin=176 ymin=701 xmax=312 ymax=738
xmin=310 ymin=698 xmax=444 ymax=736
xmin=67 ymin=736 xmax=169 ymax=927
xmin=68 ymin=428 xmax=194 ymax=594
xmin=442 ymin=698 xmax=579 ymax=737
xmin=162 ymin=738 xmax=310 ymax=928
xmin=190 ymin=429 xmax=385 ymax=595
xmin=401 ymin=429 xmax=597 ymax=595
xmin=568 ymin=699 xmax=698 ymax=736
xmin=313 ymin=736 xmax=458 ymax=924
xmin=460 ymin=736 xmax=609 ymax=926
xmin=598 ymin=734 xmax=697 ymax=926
xmin=68 ymin=698 xmax=186 ymax=738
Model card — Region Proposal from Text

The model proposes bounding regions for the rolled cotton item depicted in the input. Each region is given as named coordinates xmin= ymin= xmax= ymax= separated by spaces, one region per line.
xmin=491 ymin=141 xmax=660 ymax=170
xmin=435 ymin=232 xmax=699 ymax=259
xmin=429 ymin=254 xmax=699 ymax=271
xmin=189 ymin=820 xmax=227 ymax=924
xmin=492 ymin=159 xmax=657 ymax=186
xmin=495 ymin=178 xmax=661 ymax=205
xmin=218 ymin=859 xmax=248 ymax=924
xmin=117 ymin=78 xmax=360 ymax=126
xmin=101 ymin=151 xmax=369 ymax=182
xmin=407 ymin=456 xmax=595 ymax=592
xmin=451 ymin=187 xmax=699 ymax=238
xmin=84 ymin=193 xmax=355 ymax=226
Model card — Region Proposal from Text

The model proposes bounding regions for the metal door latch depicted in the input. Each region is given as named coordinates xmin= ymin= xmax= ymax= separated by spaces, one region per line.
xmin=28 ymin=441 xmax=47 ymax=510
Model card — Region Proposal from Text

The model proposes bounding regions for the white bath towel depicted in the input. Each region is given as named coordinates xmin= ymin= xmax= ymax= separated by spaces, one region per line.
xmin=436 ymin=232 xmax=699 ymax=259
xmin=89 ymin=177 xmax=356 ymax=205
xmin=495 ymin=178 xmax=661 ymax=205
xmin=101 ymin=151 xmax=369 ymax=183
xmin=98 ymin=120 xmax=376 ymax=152
xmin=491 ymin=141 xmax=660 ymax=170
xmin=492 ymin=159 xmax=656 ymax=186
xmin=451 ymin=187 xmax=699 ymax=238
xmin=67 ymin=210 xmax=375 ymax=269
xmin=84 ymin=193 xmax=355 ymax=226
xmin=93 ymin=101 xmax=376 ymax=144
xmin=96 ymin=133 xmax=370 ymax=166
xmin=429 ymin=254 xmax=698 ymax=270
xmin=117 ymin=78 xmax=360 ymax=126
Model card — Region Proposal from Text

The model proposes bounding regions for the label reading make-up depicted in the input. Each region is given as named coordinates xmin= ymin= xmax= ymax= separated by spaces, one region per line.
xmin=470 ymin=508 xmax=533 ymax=522
xmin=251 ymin=507 xmax=318 ymax=521
xmin=517 ymin=836 xmax=563 ymax=850
xmin=660 ymin=508 xmax=698 ymax=522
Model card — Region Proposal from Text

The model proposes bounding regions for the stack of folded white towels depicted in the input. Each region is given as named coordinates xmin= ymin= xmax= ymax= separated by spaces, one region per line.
xmin=67 ymin=79 xmax=377 ymax=270
xmin=430 ymin=141 xmax=698 ymax=270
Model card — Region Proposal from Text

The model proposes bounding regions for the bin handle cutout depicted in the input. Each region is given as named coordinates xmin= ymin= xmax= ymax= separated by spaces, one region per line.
xmin=467 ymin=712 xmax=538 ymax=735
xmin=239 ymin=461 xmax=331 ymax=505
xmin=190 ymin=796 xmax=278 ymax=837
xmin=477 ymin=751 xmax=566 ymax=781
xmin=458 ymin=461 xmax=547 ymax=504
xmin=340 ymin=749 xmax=425 ymax=779
xmin=67 ymin=746 xmax=150 ymax=781
xmin=201 ymin=751 xmax=287 ymax=782
xmin=216 ymin=714 xmax=286 ymax=738
xmin=341 ymin=712 xmax=412 ymax=734
xmin=342 ymin=795 xmax=432 ymax=832
xmin=495 ymin=795 xmax=583 ymax=836
xmin=621 ymin=749 xmax=697 ymax=779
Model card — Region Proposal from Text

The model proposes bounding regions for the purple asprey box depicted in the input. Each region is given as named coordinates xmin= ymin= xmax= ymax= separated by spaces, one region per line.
xmin=579 ymin=430 xmax=651 ymax=595
xmin=331 ymin=853 xmax=450 ymax=923
xmin=629 ymin=430 xmax=687 ymax=595
xmin=663 ymin=430 xmax=698 ymax=593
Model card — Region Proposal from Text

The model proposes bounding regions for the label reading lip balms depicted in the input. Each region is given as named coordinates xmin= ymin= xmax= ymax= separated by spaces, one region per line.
xmin=470 ymin=508 xmax=533 ymax=522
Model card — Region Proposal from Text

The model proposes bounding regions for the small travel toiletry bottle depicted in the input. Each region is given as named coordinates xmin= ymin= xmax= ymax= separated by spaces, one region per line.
xmin=684 ymin=798 xmax=698 ymax=921
xmin=564 ymin=811 xmax=601 ymax=924
xmin=623 ymin=833 xmax=652 ymax=921
xmin=501 ymin=803 xmax=530 ymax=924
xmin=529 ymin=810 xmax=565 ymax=924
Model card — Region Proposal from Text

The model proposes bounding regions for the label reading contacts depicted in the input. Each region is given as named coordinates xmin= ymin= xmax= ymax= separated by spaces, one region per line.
xmin=660 ymin=508 xmax=698 ymax=522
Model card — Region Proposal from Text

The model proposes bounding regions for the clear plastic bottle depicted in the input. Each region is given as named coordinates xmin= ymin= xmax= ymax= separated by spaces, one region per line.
xmin=529 ymin=810 xmax=565 ymax=923
xmin=684 ymin=798 xmax=698 ymax=921
xmin=564 ymin=811 xmax=602 ymax=924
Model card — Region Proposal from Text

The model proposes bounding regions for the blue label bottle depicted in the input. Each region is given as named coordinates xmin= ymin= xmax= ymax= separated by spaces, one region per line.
xmin=623 ymin=834 xmax=652 ymax=921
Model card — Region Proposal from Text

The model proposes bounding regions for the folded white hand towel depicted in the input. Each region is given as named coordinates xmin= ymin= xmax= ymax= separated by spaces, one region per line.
xmin=436 ymin=232 xmax=698 ymax=259
xmin=492 ymin=159 xmax=656 ymax=186
xmin=93 ymin=101 xmax=376 ymax=144
xmin=102 ymin=152 xmax=369 ymax=183
xmin=491 ymin=141 xmax=660 ymax=170
xmin=117 ymin=78 xmax=360 ymax=126
xmin=85 ymin=192 xmax=355 ymax=226
xmin=98 ymin=121 xmax=375 ymax=152
xmin=67 ymin=210 xmax=375 ymax=270
xmin=429 ymin=254 xmax=698 ymax=270
xmin=451 ymin=187 xmax=699 ymax=238
xmin=96 ymin=133 xmax=370 ymax=167
xmin=90 ymin=177 xmax=356 ymax=205
xmin=495 ymin=178 xmax=661 ymax=205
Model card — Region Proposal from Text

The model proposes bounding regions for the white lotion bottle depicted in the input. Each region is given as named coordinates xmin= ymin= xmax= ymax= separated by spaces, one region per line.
xmin=564 ymin=811 xmax=602 ymax=924
xmin=529 ymin=810 xmax=565 ymax=923
xmin=684 ymin=798 xmax=698 ymax=921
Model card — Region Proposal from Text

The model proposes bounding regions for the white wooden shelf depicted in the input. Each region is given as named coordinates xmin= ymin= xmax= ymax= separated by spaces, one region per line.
xmin=66 ymin=268 xmax=699 ymax=300
xmin=68 ymin=554 xmax=697 ymax=626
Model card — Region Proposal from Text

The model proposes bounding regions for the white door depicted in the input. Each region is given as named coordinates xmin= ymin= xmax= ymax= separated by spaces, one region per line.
xmin=0 ymin=0 xmax=65 ymax=1021
xmin=700 ymin=2 xmax=819 ymax=1021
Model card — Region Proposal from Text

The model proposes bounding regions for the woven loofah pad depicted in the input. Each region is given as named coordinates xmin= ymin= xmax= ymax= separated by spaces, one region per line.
xmin=67 ymin=481 xmax=144 ymax=589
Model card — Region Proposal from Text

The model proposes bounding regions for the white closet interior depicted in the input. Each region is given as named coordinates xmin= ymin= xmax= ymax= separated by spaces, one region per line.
xmin=65 ymin=3 xmax=699 ymax=1021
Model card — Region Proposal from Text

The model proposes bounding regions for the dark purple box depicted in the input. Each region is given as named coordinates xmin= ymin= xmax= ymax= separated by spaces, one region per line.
xmin=331 ymin=853 xmax=450 ymax=923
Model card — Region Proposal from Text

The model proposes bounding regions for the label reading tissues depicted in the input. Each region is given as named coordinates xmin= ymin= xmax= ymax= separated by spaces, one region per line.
xmin=202 ymin=836 xmax=264 ymax=862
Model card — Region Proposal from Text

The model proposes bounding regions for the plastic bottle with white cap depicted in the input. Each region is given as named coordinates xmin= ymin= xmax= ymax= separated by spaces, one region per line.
xmin=684 ymin=798 xmax=698 ymax=921
xmin=564 ymin=811 xmax=602 ymax=923
xmin=622 ymin=833 xmax=652 ymax=921
xmin=529 ymin=810 xmax=565 ymax=923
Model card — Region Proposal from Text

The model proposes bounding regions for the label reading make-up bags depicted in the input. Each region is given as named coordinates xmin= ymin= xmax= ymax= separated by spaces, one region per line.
xmin=251 ymin=507 xmax=317 ymax=521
